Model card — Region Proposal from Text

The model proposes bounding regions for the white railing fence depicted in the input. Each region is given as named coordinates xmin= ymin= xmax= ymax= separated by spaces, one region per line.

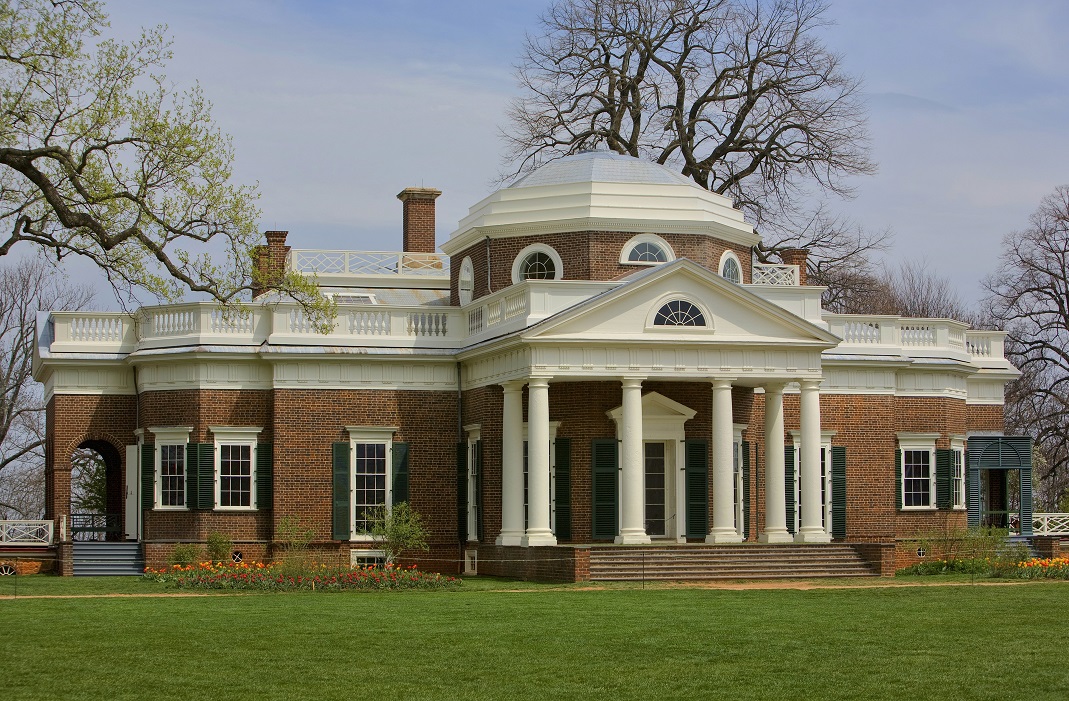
xmin=1032 ymin=513 xmax=1069 ymax=536
xmin=751 ymin=264 xmax=799 ymax=286
xmin=288 ymin=250 xmax=449 ymax=277
xmin=0 ymin=520 xmax=54 ymax=546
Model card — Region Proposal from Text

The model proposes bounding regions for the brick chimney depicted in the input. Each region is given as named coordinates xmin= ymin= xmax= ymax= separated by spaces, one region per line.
xmin=252 ymin=230 xmax=290 ymax=298
xmin=779 ymin=248 xmax=809 ymax=285
xmin=397 ymin=187 xmax=441 ymax=253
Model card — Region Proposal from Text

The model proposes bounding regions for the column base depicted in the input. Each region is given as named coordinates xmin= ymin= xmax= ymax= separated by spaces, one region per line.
xmin=705 ymin=529 xmax=744 ymax=544
xmin=794 ymin=528 xmax=832 ymax=544
xmin=759 ymin=530 xmax=794 ymax=544
xmin=521 ymin=529 xmax=558 ymax=547
xmin=614 ymin=529 xmax=652 ymax=545
xmin=496 ymin=531 xmax=523 ymax=547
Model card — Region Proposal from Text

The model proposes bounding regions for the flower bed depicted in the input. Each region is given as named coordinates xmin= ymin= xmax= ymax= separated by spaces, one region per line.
xmin=898 ymin=556 xmax=1069 ymax=580
xmin=143 ymin=561 xmax=460 ymax=591
xmin=1012 ymin=557 xmax=1069 ymax=579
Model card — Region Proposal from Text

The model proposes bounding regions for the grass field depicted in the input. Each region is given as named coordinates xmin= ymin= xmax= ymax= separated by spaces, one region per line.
xmin=2 ymin=577 xmax=1068 ymax=700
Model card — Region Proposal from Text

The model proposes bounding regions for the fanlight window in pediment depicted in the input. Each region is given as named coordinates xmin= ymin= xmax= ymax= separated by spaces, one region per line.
xmin=628 ymin=241 xmax=667 ymax=263
xmin=653 ymin=300 xmax=707 ymax=327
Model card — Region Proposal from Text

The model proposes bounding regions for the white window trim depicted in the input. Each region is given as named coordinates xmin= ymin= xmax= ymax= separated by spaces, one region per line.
xmin=644 ymin=294 xmax=714 ymax=332
xmin=465 ymin=423 xmax=481 ymax=542
xmin=897 ymin=432 xmax=939 ymax=511
xmin=790 ymin=430 xmax=836 ymax=533
xmin=149 ymin=426 xmax=192 ymax=510
xmin=951 ymin=436 xmax=966 ymax=510
xmin=718 ymin=249 xmax=744 ymax=283
xmin=732 ymin=423 xmax=749 ymax=538
xmin=511 ymin=243 xmax=564 ymax=284
xmin=346 ymin=426 xmax=398 ymax=542
xmin=349 ymin=549 xmax=386 ymax=568
xmin=209 ymin=426 xmax=262 ymax=511
xmin=459 ymin=256 xmax=474 ymax=305
xmin=619 ymin=233 xmax=675 ymax=266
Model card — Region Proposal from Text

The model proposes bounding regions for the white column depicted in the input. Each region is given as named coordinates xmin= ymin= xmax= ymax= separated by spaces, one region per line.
xmin=522 ymin=377 xmax=556 ymax=546
xmin=497 ymin=381 xmax=524 ymax=546
xmin=616 ymin=377 xmax=651 ymax=544
xmin=759 ymin=383 xmax=792 ymax=543
xmin=707 ymin=379 xmax=743 ymax=543
xmin=795 ymin=379 xmax=831 ymax=543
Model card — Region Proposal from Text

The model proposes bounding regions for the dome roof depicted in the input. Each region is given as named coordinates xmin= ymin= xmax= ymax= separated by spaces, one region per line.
xmin=509 ymin=151 xmax=694 ymax=189
xmin=441 ymin=149 xmax=758 ymax=256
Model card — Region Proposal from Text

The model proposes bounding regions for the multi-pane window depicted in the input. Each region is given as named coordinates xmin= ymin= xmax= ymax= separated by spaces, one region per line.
xmin=219 ymin=444 xmax=253 ymax=508
xmin=952 ymin=448 xmax=966 ymax=509
xmin=903 ymin=449 xmax=932 ymax=507
xmin=160 ymin=444 xmax=186 ymax=507
xmin=644 ymin=442 xmax=666 ymax=537
xmin=521 ymin=251 xmax=556 ymax=280
xmin=354 ymin=442 xmax=388 ymax=533
xmin=653 ymin=300 xmax=706 ymax=326
xmin=628 ymin=242 xmax=667 ymax=263
xmin=721 ymin=257 xmax=741 ymax=284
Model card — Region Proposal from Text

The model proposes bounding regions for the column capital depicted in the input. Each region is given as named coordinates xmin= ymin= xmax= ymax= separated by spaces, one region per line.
xmin=763 ymin=381 xmax=787 ymax=394
xmin=798 ymin=378 xmax=823 ymax=391
xmin=710 ymin=378 xmax=735 ymax=390
xmin=527 ymin=376 xmax=552 ymax=388
xmin=620 ymin=376 xmax=645 ymax=389
xmin=500 ymin=380 xmax=525 ymax=393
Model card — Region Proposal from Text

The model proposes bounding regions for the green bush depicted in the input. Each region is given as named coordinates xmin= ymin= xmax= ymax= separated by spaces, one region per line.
xmin=362 ymin=502 xmax=429 ymax=565
xmin=206 ymin=532 xmax=233 ymax=563
xmin=169 ymin=543 xmax=203 ymax=566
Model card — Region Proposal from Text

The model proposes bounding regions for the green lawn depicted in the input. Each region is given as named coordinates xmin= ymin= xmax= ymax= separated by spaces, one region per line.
xmin=2 ymin=577 xmax=1068 ymax=700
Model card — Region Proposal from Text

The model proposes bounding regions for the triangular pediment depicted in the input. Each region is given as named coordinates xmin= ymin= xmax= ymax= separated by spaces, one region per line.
xmin=606 ymin=391 xmax=697 ymax=422
xmin=523 ymin=259 xmax=838 ymax=347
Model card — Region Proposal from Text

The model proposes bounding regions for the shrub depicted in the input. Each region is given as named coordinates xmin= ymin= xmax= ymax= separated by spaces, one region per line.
xmin=275 ymin=516 xmax=317 ymax=576
xmin=362 ymin=502 xmax=429 ymax=565
xmin=206 ymin=532 xmax=233 ymax=563
xmin=169 ymin=543 xmax=203 ymax=566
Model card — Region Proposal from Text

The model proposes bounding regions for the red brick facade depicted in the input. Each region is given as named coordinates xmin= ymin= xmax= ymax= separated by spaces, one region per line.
xmin=449 ymin=231 xmax=753 ymax=305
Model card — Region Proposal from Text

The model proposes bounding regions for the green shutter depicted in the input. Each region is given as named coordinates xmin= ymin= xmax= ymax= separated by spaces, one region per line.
xmin=895 ymin=450 xmax=903 ymax=511
xmin=554 ymin=438 xmax=572 ymax=540
xmin=685 ymin=440 xmax=709 ymax=539
xmin=256 ymin=443 xmax=273 ymax=510
xmin=140 ymin=444 xmax=154 ymax=511
xmin=186 ymin=443 xmax=199 ymax=508
xmin=591 ymin=439 xmax=619 ymax=540
xmin=784 ymin=446 xmax=795 ymax=535
xmin=196 ymin=443 xmax=214 ymax=510
xmin=831 ymin=446 xmax=847 ymax=540
xmin=392 ymin=442 xmax=410 ymax=505
xmin=474 ymin=440 xmax=483 ymax=541
xmin=456 ymin=442 xmax=467 ymax=544
xmin=742 ymin=441 xmax=751 ymax=540
xmin=332 ymin=442 xmax=350 ymax=540
xmin=935 ymin=448 xmax=951 ymax=509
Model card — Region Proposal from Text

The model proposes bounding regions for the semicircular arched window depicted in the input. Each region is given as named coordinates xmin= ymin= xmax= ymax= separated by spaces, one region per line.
xmin=520 ymin=251 xmax=556 ymax=280
xmin=627 ymin=241 xmax=668 ymax=263
xmin=653 ymin=300 xmax=706 ymax=327
xmin=721 ymin=256 xmax=741 ymax=284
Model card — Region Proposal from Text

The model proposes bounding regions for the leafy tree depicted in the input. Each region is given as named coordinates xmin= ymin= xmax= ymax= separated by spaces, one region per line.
xmin=985 ymin=185 xmax=1069 ymax=509
xmin=69 ymin=447 xmax=106 ymax=513
xmin=363 ymin=502 xmax=429 ymax=566
xmin=503 ymin=0 xmax=883 ymax=286
xmin=0 ymin=0 xmax=326 ymax=320
xmin=0 ymin=255 xmax=92 ymax=518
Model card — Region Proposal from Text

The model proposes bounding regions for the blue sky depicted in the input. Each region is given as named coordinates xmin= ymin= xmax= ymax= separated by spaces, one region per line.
xmin=97 ymin=0 xmax=1069 ymax=308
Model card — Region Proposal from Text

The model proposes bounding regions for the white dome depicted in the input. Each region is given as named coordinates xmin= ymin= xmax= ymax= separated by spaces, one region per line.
xmin=442 ymin=150 xmax=758 ymax=255
xmin=509 ymin=151 xmax=694 ymax=188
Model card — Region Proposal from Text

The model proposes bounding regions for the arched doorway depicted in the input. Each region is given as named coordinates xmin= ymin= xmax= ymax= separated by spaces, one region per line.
xmin=70 ymin=440 xmax=123 ymax=542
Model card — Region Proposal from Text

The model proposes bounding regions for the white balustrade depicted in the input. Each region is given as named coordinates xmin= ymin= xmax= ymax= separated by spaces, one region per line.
xmin=349 ymin=310 xmax=390 ymax=335
xmin=0 ymin=520 xmax=54 ymax=545
xmin=468 ymin=307 xmax=484 ymax=335
xmin=68 ymin=315 xmax=125 ymax=343
xmin=752 ymin=264 xmax=800 ymax=286
xmin=209 ymin=308 xmax=253 ymax=334
xmin=503 ymin=291 xmax=527 ymax=320
xmin=1032 ymin=513 xmax=1069 ymax=536
xmin=289 ymin=250 xmax=449 ymax=277
xmin=900 ymin=324 xmax=935 ymax=346
xmin=408 ymin=311 xmax=449 ymax=337
xmin=840 ymin=319 xmax=882 ymax=344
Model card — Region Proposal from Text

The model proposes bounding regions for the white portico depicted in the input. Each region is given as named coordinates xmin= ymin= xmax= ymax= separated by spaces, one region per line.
xmin=467 ymin=257 xmax=841 ymax=547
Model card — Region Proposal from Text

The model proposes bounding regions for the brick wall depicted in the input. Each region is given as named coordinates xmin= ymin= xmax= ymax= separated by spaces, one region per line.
xmin=449 ymin=231 xmax=752 ymax=305
xmin=476 ymin=544 xmax=590 ymax=582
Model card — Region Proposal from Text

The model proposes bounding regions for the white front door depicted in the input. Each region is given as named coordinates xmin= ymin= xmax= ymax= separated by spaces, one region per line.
xmin=124 ymin=445 xmax=139 ymax=540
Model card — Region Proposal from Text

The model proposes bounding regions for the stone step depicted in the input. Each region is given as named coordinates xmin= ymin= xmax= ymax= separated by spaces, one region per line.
xmin=72 ymin=542 xmax=145 ymax=576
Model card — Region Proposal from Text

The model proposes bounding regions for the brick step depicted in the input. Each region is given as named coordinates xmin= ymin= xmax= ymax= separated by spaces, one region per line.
xmin=587 ymin=544 xmax=876 ymax=581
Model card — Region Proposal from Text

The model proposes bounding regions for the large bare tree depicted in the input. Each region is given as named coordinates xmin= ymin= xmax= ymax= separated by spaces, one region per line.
xmin=0 ymin=0 xmax=327 ymax=323
xmin=503 ymin=0 xmax=882 ymax=283
xmin=0 ymin=255 xmax=92 ymax=518
xmin=985 ymin=185 xmax=1069 ymax=510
